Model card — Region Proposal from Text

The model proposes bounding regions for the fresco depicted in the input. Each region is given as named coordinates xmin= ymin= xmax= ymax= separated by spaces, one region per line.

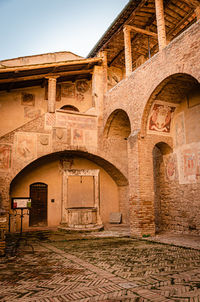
xmin=61 ymin=83 xmax=75 ymax=98
xmin=71 ymin=129 xmax=84 ymax=146
xmin=54 ymin=112 xmax=97 ymax=150
xmin=37 ymin=134 xmax=51 ymax=157
xmin=173 ymin=112 xmax=186 ymax=148
xmin=177 ymin=142 xmax=200 ymax=184
xmin=0 ymin=144 xmax=12 ymax=170
xmin=24 ymin=107 xmax=41 ymax=119
xmin=14 ymin=132 xmax=37 ymax=162
xmin=164 ymin=153 xmax=177 ymax=181
xmin=76 ymin=80 xmax=89 ymax=93
xmin=21 ymin=92 xmax=35 ymax=106
xmin=148 ymin=102 xmax=176 ymax=134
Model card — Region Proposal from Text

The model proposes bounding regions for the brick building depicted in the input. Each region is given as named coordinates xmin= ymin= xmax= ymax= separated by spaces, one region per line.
xmin=0 ymin=0 xmax=200 ymax=242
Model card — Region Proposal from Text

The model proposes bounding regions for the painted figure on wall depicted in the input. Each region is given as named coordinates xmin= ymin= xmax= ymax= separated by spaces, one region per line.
xmin=149 ymin=103 xmax=176 ymax=133
xmin=174 ymin=112 xmax=186 ymax=148
xmin=15 ymin=133 xmax=36 ymax=162
xmin=164 ymin=154 xmax=177 ymax=181
xmin=0 ymin=145 xmax=12 ymax=170
xmin=184 ymin=150 xmax=196 ymax=178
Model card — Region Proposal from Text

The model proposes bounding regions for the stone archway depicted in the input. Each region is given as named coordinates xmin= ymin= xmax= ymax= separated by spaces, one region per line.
xmin=138 ymin=73 xmax=200 ymax=235
xmin=9 ymin=150 xmax=128 ymax=231
xmin=103 ymin=109 xmax=131 ymax=224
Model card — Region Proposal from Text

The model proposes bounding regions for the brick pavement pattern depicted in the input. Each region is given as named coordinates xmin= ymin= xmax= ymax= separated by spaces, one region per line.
xmin=0 ymin=237 xmax=200 ymax=301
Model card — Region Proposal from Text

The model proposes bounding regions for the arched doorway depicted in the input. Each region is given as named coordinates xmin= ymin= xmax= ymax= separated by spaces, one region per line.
xmin=29 ymin=182 xmax=47 ymax=227
xmin=103 ymin=109 xmax=131 ymax=223
xmin=153 ymin=142 xmax=173 ymax=233
xmin=140 ymin=73 xmax=200 ymax=234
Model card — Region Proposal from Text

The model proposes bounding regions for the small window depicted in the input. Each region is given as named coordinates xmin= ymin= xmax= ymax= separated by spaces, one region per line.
xmin=60 ymin=105 xmax=79 ymax=112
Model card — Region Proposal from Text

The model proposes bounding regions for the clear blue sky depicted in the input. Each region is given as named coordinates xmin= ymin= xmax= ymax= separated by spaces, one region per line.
xmin=0 ymin=0 xmax=129 ymax=61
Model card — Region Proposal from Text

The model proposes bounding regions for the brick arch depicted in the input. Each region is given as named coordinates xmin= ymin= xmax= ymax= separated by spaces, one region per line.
xmin=140 ymin=73 xmax=200 ymax=137
xmin=103 ymin=109 xmax=131 ymax=139
xmin=9 ymin=150 xmax=129 ymax=189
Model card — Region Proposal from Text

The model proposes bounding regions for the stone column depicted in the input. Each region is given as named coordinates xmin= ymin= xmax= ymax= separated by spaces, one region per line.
xmin=92 ymin=65 xmax=104 ymax=116
xmin=123 ymin=26 xmax=132 ymax=77
xmin=155 ymin=0 xmax=167 ymax=50
xmin=47 ymin=76 xmax=58 ymax=113
xmin=98 ymin=51 xmax=108 ymax=93
xmin=195 ymin=6 xmax=200 ymax=21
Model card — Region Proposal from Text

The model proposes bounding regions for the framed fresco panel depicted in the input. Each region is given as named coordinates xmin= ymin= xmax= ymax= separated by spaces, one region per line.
xmin=0 ymin=144 xmax=12 ymax=170
xmin=148 ymin=101 xmax=176 ymax=135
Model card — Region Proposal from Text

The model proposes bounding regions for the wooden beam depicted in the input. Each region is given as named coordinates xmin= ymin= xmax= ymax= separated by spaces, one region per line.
xmin=123 ymin=26 xmax=133 ymax=77
xmin=124 ymin=25 xmax=158 ymax=38
xmin=181 ymin=0 xmax=200 ymax=8
xmin=0 ymin=69 xmax=93 ymax=84
xmin=167 ymin=9 xmax=194 ymax=36
xmin=0 ymin=57 xmax=102 ymax=74
xmin=155 ymin=0 xmax=167 ymax=50
xmin=99 ymin=0 xmax=147 ymax=52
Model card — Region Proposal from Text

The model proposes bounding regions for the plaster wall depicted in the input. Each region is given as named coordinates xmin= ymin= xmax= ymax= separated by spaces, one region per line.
xmin=0 ymin=86 xmax=46 ymax=137
xmin=10 ymin=157 xmax=119 ymax=231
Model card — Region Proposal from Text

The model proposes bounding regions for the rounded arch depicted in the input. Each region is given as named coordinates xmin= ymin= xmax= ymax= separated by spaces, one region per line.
xmin=60 ymin=105 xmax=79 ymax=112
xmin=10 ymin=150 xmax=128 ymax=188
xmin=9 ymin=150 xmax=130 ymax=229
xmin=141 ymin=73 xmax=200 ymax=136
xmin=104 ymin=109 xmax=131 ymax=139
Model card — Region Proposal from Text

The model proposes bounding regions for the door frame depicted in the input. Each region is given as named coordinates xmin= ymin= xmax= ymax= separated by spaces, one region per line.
xmin=29 ymin=182 xmax=48 ymax=227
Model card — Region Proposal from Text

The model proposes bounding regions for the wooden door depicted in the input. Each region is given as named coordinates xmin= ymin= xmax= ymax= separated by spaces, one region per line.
xmin=29 ymin=183 xmax=47 ymax=226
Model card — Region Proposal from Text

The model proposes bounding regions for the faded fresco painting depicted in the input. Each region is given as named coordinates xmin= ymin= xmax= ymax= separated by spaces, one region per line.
xmin=37 ymin=134 xmax=51 ymax=157
xmin=177 ymin=142 xmax=200 ymax=184
xmin=163 ymin=153 xmax=177 ymax=181
xmin=15 ymin=132 xmax=37 ymax=162
xmin=148 ymin=102 xmax=176 ymax=134
xmin=0 ymin=144 xmax=12 ymax=170
xmin=61 ymin=83 xmax=75 ymax=98
xmin=21 ymin=92 xmax=35 ymax=106
xmin=71 ymin=129 xmax=84 ymax=146
xmin=53 ymin=128 xmax=71 ymax=145
xmin=183 ymin=149 xmax=196 ymax=183
xmin=173 ymin=112 xmax=186 ymax=148
xmin=76 ymin=80 xmax=89 ymax=93
xmin=24 ymin=107 xmax=41 ymax=119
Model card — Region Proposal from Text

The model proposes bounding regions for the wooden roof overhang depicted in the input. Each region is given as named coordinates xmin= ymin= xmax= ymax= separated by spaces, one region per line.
xmin=88 ymin=0 xmax=199 ymax=69
xmin=0 ymin=57 xmax=103 ymax=91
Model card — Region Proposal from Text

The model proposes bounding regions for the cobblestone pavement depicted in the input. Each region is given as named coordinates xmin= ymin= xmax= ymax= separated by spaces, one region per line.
xmin=0 ymin=236 xmax=200 ymax=301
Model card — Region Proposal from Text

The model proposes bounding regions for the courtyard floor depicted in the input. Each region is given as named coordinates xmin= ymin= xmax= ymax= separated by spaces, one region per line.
xmin=0 ymin=231 xmax=200 ymax=301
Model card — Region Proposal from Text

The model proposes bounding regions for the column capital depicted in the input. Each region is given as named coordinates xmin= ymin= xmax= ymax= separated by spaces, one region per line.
xmin=123 ymin=25 xmax=131 ymax=33
xmin=45 ymin=75 xmax=59 ymax=80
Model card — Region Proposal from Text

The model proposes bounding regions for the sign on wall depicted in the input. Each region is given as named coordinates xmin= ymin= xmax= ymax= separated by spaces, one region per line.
xmin=12 ymin=197 xmax=31 ymax=209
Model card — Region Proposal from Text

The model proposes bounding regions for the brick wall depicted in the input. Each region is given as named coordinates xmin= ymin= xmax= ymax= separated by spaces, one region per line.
xmin=104 ymin=20 xmax=200 ymax=236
